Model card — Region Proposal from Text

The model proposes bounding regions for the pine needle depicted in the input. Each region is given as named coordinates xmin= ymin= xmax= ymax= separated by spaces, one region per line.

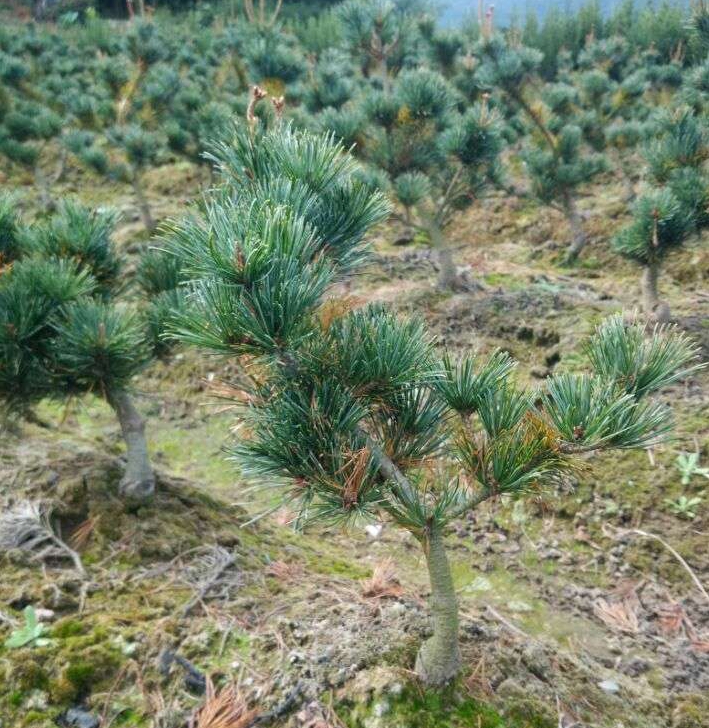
xmin=361 ymin=559 xmax=404 ymax=599
xmin=189 ymin=679 xmax=256 ymax=728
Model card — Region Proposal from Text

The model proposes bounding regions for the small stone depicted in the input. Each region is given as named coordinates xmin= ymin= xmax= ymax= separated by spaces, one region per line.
xmin=598 ymin=679 xmax=620 ymax=694
xmin=58 ymin=708 xmax=100 ymax=728
xmin=373 ymin=700 xmax=390 ymax=717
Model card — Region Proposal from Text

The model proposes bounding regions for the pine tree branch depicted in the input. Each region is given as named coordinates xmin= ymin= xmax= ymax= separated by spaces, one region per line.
xmin=509 ymin=88 xmax=557 ymax=153
xmin=359 ymin=429 xmax=418 ymax=504
xmin=434 ymin=166 xmax=464 ymax=227
xmin=446 ymin=488 xmax=491 ymax=521
xmin=276 ymin=350 xmax=419 ymax=507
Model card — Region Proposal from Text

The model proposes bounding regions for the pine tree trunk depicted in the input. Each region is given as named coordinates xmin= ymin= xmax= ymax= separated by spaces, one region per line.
xmin=429 ymin=223 xmax=465 ymax=291
xmin=563 ymin=195 xmax=587 ymax=263
xmin=415 ymin=526 xmax=461 ymax=686
xmin=621 ymin=172 xmax=636 ymax=204
xmin=617 ymin=152 xmax=636 ymax=203
xmin=379 ymin=56 xmax=390 ymax=94
xmin=642 ymin=261 xmax=671 ymax=323
xmin=34 ymin=162 xmax=55 ymax=212
xmin=131 ymin=175 xmax=155 ymax=233
xmin=108 ymin=389 xmax=155 ymax=501
xmin=52 ymin=147 xmax=68 ymax=185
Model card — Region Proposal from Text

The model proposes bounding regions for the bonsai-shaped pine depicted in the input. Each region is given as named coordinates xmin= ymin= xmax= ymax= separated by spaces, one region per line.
xmin=361 ymin=68 xmax=504 ymax=290
xmin=337 ymin=0 xmax=416 ymax=92
xmin=168 ymin=124 xmax=701 ymax=686
xmin=329 ymin=62 xmax=499 ymax=289
xmin=63 ymin=22 xmax=175 ymax=233
xmin=0 ymin=90 xmax=62 ymax=211
xmin=0 ymin=199 xmax=155 ymax=501
xmin=613 ymin=109 xmax=709 ymax=322
xmin=475 ymin=33 xmax=606 ymax=262
xmin=570 ymin=42 xmax=653 ymax=203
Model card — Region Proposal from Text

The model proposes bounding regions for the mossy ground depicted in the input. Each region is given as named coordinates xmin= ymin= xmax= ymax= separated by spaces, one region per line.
xmin=1 ymin=148 xmax=707 ymax=727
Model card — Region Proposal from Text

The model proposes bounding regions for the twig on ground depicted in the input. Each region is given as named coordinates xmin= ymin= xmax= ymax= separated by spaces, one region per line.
xmin=100 ymin=660 xmax=135 ymax=728
xmin=0 ymin=501 xmax=86 ymax=576
xmin=182 ymin=546 xmax=236 ymax=617
xmin=0 ymin=610 xmax=18 ymax=627
xmin=606 ymin=525 xmax=709 ymax=604
xmin=485 ymin=605 xmax=533 ymax=640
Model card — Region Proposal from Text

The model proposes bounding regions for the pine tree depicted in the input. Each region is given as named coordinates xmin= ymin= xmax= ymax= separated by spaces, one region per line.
xmin=337 ymin=0 xmax=418 ymax=92
xmin=135 ymin=244 xmax=188 ymax=358
xmin=167 ymin=124 xmax=701 ymax=686
xmin=613 ymin=108 xmax=709 ymax=322
xmin=0 ymin=199 xmax=155 ymax=501
xmin=475 ymin=32 xmax=606 ymax=262
xmin=347 ymin=68 xmax=504 ymax=290
xmin=0 ymin=83 xmax=62 ymax=210
xmin=572 ymin=36 xmax=654 ymax=203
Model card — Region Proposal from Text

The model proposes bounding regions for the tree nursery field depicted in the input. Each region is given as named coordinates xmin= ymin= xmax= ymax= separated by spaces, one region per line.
xmin=0 ymin=1 xmax=708 ymax=727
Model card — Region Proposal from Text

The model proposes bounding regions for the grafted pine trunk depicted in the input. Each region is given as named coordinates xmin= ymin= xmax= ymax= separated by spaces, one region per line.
xmin=617 ymin=152 xmax=636 ymax=203
xmin=429 ymin=223 xmax=466 ymax=292
xmin=642 ymin=261 xmax=671 ymax=323
xmin=108 ymin=389 xmax=155 ymax=501
xmin=415 ymin=525 xmax=461 ymax=686
xmin=563 ymin=194 xmax=587 ymax=263
xmin=34 ymin=162 xmax=55 ymax=212
xmin=131 ymin=175 xmax=155 ymax=233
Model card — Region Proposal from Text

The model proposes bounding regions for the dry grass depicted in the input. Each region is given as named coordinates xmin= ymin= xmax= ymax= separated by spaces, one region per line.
xmin=361 ymin=559 xmax=404 ymax=599
xmin=189 ymin=679 xmax=257 ymax=728
xmin=593 ymin=597 xmax=640 ymax=634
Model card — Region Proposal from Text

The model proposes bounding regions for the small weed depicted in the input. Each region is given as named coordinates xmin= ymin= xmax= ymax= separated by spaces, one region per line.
xmin=663 ymin=495 xmax=702 ymax=520
xmin=4 ymin=607 xmax=51 ymax=649
xmin=675 ymin=452 xmax=709 ymax=486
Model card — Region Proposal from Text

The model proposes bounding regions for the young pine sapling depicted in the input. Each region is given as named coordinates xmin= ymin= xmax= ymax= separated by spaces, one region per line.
xmin=168 ymin=124 xmax=702 ymax=686
xmin=613 ymin=109 xmax=708 ymax=321
xmin=476 ymin=33 xmax=606 ymax=262
xmin=0 ymin=200 xmax=155 ymax=501
xmin=361 ymin=70 xmax=504 ymax=290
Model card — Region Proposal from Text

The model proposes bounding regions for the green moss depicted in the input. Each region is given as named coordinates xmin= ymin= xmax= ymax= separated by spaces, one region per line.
xmin=14 ymin=658 xmax=50 ymax=692
xmin=504 ymin=700 xmax=558 ymax=728
xmin=52 ymin=619 xmax=86 ymax=639
xmin=51 ymin=647 xmax=121 ymax=704
xmin=672 ymin=694 xmax=709 ymax=728
xmin=8 ymin=690 xmax=24 ymax=707
xmin=22 ymin=710 xmax=54 ymax=727
xmin=338 ymin=683 xmax=554 ymax=728
xmin=65 ymin=662 xmax=97 ymax=693
xmin=307 ymin=555 xmax=370 ymax=579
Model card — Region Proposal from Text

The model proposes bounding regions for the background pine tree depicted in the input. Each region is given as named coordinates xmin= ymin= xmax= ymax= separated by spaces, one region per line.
xmin=0 ymin=199 xmax=157 ymax=500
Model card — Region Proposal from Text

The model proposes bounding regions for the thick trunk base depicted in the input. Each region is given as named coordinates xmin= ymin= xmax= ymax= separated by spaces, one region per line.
xmin=642 ymin=263 xmax=671 ymax=323
xmin=431 ymin=226 xmax=470 ymax=292
xmin=131 ymin=177 xmax=155 ymax=233
xmin=563 ymin=197 xmax=586 ymax=263
xmin=109 ymin=390 xmax=155 ymax=502
xmin=415 ymin=635 xmax=462 ymax=687
xmin=415 ymin=527 xmax=461 ymax=686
